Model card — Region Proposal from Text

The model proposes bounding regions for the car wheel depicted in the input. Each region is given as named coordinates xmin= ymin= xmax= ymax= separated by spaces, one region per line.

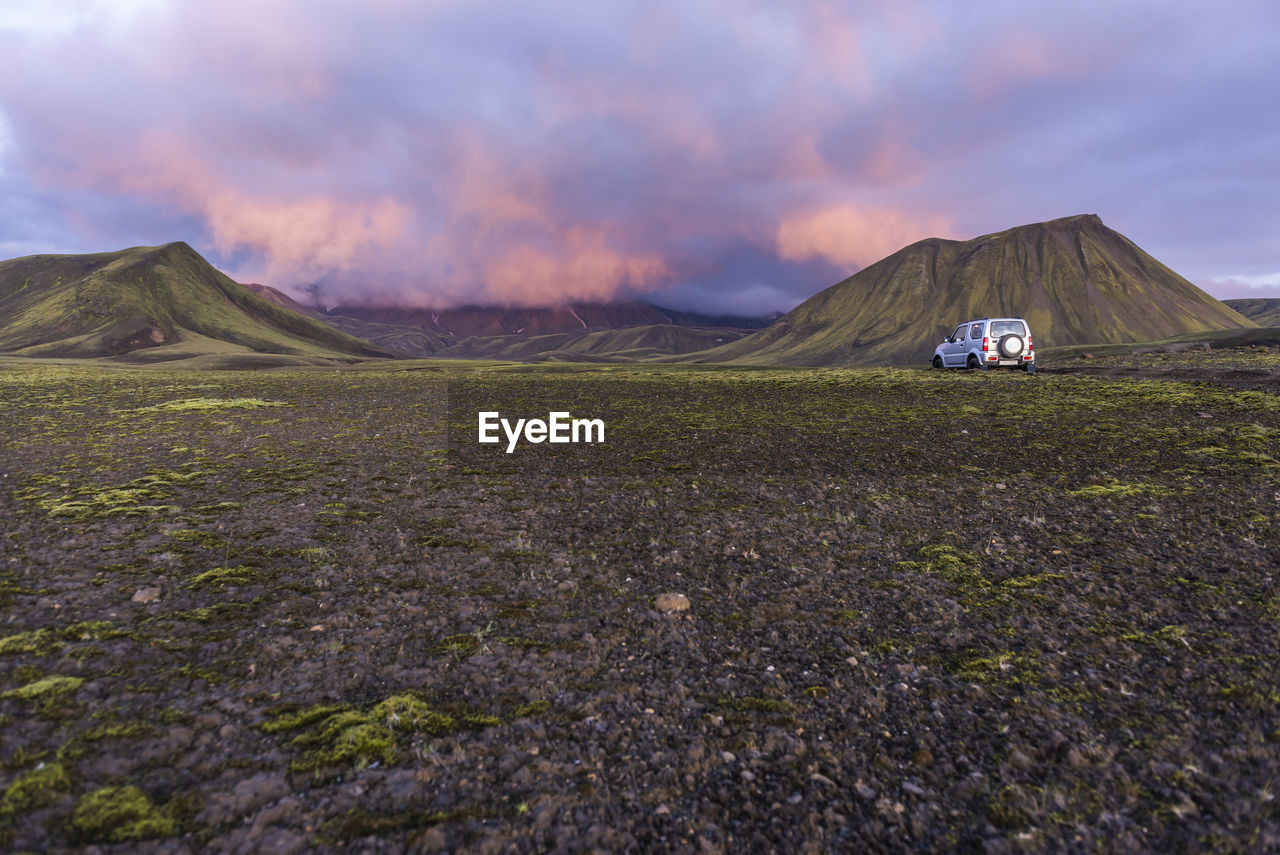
xmin=933 ymin=356 xmax=944 ymax=369
xmin=966 ymin=354 xmax=980 ymax=370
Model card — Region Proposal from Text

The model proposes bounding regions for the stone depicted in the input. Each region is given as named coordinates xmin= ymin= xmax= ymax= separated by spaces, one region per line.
xmin=131 ymin=587 xmax=162 ymax=604
xmin=655 ymin=592 xmax=690 ymax=613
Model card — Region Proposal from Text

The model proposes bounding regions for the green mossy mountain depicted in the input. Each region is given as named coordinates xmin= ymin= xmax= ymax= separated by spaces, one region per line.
xmin=690 ymin=214 xmax=1256 ymax=367
xmin=0 ymin=243 xmax=394 ymax=362
xmin=1224 ymin=298 xmax=1280 ymax=327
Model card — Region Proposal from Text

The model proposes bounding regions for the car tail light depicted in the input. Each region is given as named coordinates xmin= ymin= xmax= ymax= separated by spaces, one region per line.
xmin=1027 ymin=335 xmax=1034 ymax=351
xmin=982 ymin=336 xmax=989 ymax=351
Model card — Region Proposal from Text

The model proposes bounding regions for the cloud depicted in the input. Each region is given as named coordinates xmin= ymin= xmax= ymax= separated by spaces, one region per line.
xmin=1202 ymin=274 xmax=1280 ymax=300
xmin=776 ymin=203 xmax=952 ymax=270
xmin=0 ymin=0 xmax=1277 ymax=311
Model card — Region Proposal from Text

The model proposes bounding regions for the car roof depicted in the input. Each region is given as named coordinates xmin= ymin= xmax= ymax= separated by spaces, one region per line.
xmin=959 ymin=317 xmax=1026 ymax=324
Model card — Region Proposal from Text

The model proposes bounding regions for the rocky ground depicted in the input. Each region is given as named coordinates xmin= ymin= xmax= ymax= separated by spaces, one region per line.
xmin=0 ymin=358 xmax=1277 ymax=853
xmin=1041 ymin=342 xmax=1280 ymax=391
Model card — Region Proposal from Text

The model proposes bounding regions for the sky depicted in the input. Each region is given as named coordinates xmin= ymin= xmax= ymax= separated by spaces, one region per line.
xmin=1 ymin=0 xmax=1278 ymax=313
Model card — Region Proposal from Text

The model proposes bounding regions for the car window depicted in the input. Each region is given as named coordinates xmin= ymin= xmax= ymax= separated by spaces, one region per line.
xmin=989 ymin=320 xmax=1026 ymax=337
xmin=951 ymin=326 xmax=966 ymax=342
xmin=969 ymin=323 xmax=983 ymax=339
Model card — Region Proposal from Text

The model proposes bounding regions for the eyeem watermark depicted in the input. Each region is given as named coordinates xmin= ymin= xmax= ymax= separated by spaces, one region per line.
xmin=478 ymin=411 xmax=605 ymax=453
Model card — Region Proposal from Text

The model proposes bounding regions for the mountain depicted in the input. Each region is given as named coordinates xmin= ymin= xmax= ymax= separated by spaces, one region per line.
xmin=0 ymin=243 xmax=393 ymax=363
xmin=325 ymin=301 xmax=770 ymax=342
xmin=688 ymin=214 xmax=1256 ymax=367
xmin=438 ymin=324 xmax=750 ymax=362
xmin=241 ymin=290 xmax=772 ymax=358
xmin=243 ymin=284 xmax=453 ymax=357
xmin=1224 ymin=298 xmax=1280 ymax=327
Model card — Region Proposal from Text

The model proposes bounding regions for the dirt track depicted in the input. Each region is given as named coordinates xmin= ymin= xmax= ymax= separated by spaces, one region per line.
xmin=1 ymin=362 xmax=1277 ymax=852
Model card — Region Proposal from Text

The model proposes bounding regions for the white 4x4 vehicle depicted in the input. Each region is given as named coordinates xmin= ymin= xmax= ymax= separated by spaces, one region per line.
xmin=933 ymin=317 xmax=1036 ymax=372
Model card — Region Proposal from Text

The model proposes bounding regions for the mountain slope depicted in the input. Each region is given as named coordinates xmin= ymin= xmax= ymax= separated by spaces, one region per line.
xmin=326 ymin=301 xmax=769 ymax=342
xmin=243 ymin=283 xmax=453 ymax=357
xmin=0 ymin=243 xmax=393 ymax=361
xmin=690 ymin=215 xmax=1256 ymax=367
xmin=244 ymin=290 xmax=771 ymax=359
xmin=438 ymin=324 xmax=749 ymax=362
xmin=1224 ymin=298 xmax=1280 ymax=327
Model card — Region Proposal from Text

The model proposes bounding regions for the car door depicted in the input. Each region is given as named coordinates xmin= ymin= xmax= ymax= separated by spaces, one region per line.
xmin=943 ymin=325 xmax=967 ymax=365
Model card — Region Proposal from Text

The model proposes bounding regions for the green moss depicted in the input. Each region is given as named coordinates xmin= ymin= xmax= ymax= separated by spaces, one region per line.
xmin=896 ymin=545 xmax=988 ymax=589
xmin=948 ymin=651 xmax=1039 ymax=686
xmin=512 ymin=699 xmax=551 ymax=718
xmin=266 ymin=691 xmax=534 ymax=773
xmin=370 ymin=694 xmax=454 ymax=735
xmin=137 ymin=397 xmax=287 ymax=413
xmin=261 ymin=703 xmax=351 ymax=734
xmin=1 ymin=762 xmax=72 ymax=815
xmin=187 ymin=565 xmax=255 ymax=589
xmin=289 ymin=716 xmax=396 ymax=773
xmin=433 ymin=633 xmax=482 ymax=655
xmin=1067 ymin=481 xmax=1168 ymax=498
xmin=71 ymin=785 xmax=175 ymax=843
xmin=2 ymin=674 xmax=84 ymax=701
xmin=1000 ymin=572 xmax=1068 ymax=590
xmin=0 ymin=629 xmax=59 ymax=655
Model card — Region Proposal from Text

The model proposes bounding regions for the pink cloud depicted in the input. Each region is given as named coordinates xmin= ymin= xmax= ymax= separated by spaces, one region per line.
xmin=776 ymin=203 xmax=953 ymax=270
xmin=62 ymin=130 xmax=411 ymax=287
xmin=482 ymin=227 xmax=668 ymax=305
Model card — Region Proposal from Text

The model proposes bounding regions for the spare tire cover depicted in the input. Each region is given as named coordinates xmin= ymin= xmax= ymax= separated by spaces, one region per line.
xmin=998 ymin=334 xmax=1024 ymax=357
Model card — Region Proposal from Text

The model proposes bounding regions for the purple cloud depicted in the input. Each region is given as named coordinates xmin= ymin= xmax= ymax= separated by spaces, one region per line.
xmin=2 ymin=0 xmax=1277 ymax=310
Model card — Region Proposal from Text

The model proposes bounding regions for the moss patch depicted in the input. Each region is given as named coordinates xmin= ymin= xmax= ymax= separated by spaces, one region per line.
xmin=1 ymin=762 xmax=72 ymax=815
xmin=2 ymin=675 xmax=84 ymax=701
xmin=70 ymin=785 xmax=175 ymax=843
xmin=137 ymin=397 xmax=288 ymax=413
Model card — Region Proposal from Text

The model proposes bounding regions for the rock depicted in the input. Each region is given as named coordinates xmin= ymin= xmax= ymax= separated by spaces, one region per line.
xmin=413 ymin=827 xmax=448 ymax=851
xmin=1007 ymin=749 xmax=1034 ymax=771
xmin=855 ymin=781 xmax=876 ymax=800
xmin=655 ymin=592 xmax=690 ymax=613
xmin=809 ymin=773 xmax=837 ymax=788
xmin=131 ymin=587 xmax=162 ymax=604
xmin=902 ymin=782 xmax=927 ymax=797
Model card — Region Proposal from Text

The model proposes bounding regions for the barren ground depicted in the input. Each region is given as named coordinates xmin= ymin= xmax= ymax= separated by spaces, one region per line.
xmin=1 ymin=358 xmax=1277 ymax=853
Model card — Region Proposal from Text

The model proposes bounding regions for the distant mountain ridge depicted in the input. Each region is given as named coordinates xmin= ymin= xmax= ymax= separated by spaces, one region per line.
xmin=1225 ymin=298 xmax=1280 ymax=327
xmin=688 ymin=214 xmax=1256 ymax=367
xmin=0 ymin=243 xmax=392 ymax=363
xmin=324 ymin=301 xmax=771 ymax=340
xmin=243 ymin=284 xmax=773 ymax=357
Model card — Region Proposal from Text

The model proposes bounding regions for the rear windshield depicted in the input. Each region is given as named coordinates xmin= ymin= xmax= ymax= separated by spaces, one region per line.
xmin=989 ymin=320 xmax=1026 ymax=337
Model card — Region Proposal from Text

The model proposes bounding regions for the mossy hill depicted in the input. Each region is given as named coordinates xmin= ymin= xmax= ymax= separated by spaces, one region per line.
xmin=689 ymin=215 xmax=1257 ymax=367
xmin=1225 ymin=297 xmax=1280 ymax=327
xmin=0 ymin=243 xmax=394 ymax=363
